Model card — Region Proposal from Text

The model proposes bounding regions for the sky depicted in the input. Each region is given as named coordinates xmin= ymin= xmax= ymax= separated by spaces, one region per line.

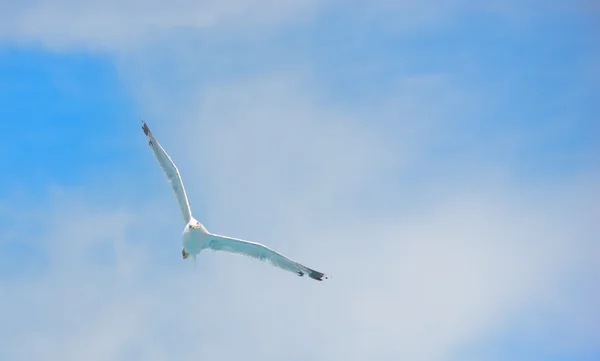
xmin=0 ymin=1 xmax=598 ymax=360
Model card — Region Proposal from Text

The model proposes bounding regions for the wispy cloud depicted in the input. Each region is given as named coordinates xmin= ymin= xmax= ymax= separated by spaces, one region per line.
xmin=0 ymin=0 xmax=319 ymax=51
xmin=1 ymin=70 xmax=598 ymax=360
xmin=0 ymin=1 xmax=598 ymax=360
xmin=1 ymin=0 xmax=588 ymax=51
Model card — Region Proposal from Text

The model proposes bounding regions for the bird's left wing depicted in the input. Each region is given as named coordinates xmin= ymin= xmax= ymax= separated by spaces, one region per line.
xmin=206 ymin=233 xmax=328 ymax=281
xmin=142 ymin=121 xmax=193 ymax=224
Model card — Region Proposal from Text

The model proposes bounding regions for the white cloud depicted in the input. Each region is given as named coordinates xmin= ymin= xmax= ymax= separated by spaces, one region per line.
xmin=0 ymin=0 xmax=586 ymax=52
xmin=0 ymin=1 xmax=597 ymax=359
xmin=0 ymin=0 xmax=318 ymax=51
xmin=1 ymin=175 xmax=596 ymax=361
xmin=1 ymin=70 xmax=597 ymax=361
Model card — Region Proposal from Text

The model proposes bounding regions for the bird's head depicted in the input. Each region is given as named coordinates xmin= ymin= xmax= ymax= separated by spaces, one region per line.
xmin=187 ymin=219 xmax=206 ymax=233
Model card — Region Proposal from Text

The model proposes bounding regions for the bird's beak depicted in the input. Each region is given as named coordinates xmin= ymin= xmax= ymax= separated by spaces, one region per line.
xmin=191 ymin=224 xmax=199 ymax=230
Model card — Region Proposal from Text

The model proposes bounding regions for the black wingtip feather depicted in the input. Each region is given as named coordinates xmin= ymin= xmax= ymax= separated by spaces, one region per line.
xmin=142 ymin=120 xmax=151 ymax=136
xmin=296 ymin=268 xmax=328 ymax=281
xmin=308 ymin=269 xmax=328 ymax=281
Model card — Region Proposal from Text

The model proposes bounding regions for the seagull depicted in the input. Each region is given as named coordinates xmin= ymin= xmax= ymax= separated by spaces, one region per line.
xmin=142 ymin=121 xmax=328 ymax=281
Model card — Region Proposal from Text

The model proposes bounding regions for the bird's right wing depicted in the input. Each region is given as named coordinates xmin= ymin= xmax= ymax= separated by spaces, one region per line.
xmin=142 ymin=121 xmax=193 ymax=224
xmin=206 ymin=233 xmax=328 ymax=281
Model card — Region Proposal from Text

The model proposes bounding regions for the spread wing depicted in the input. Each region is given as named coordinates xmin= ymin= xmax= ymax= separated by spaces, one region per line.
xmin=142 ymin=121 xmax=193 ymax=224
xmin=206 ymin=233 xmax=328 ymax=281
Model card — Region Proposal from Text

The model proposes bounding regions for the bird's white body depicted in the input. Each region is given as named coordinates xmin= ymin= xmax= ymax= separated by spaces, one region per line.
xmin=182 ymin=218 xmax=209 ymax=255
xmin=142 ymin=121 xmax=328 ymax=281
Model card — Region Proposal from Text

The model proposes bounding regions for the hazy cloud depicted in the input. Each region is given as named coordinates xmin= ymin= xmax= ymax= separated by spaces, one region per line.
xmin=1 ymin=71 xmax=597 ymax=361
xmin=0 ymin=0 xmax=318 ymax=51
xmin=0 ymin=0 xmax=586 ymax=51
xmin=0 ymin=0 xmax=597 ymax=360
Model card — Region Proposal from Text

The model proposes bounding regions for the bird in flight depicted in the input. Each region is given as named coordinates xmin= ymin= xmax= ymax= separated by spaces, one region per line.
xmin=142 ymin=121 xmax=328 ymax=281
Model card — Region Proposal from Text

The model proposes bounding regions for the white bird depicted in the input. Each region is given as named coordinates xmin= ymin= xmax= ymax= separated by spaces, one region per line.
xmin=142 ymin=121 xmax=328 ymax=281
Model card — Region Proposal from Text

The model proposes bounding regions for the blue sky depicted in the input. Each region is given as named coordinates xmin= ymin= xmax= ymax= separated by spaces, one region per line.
xmin=0 ymin=1 xmax=598 ymax=361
